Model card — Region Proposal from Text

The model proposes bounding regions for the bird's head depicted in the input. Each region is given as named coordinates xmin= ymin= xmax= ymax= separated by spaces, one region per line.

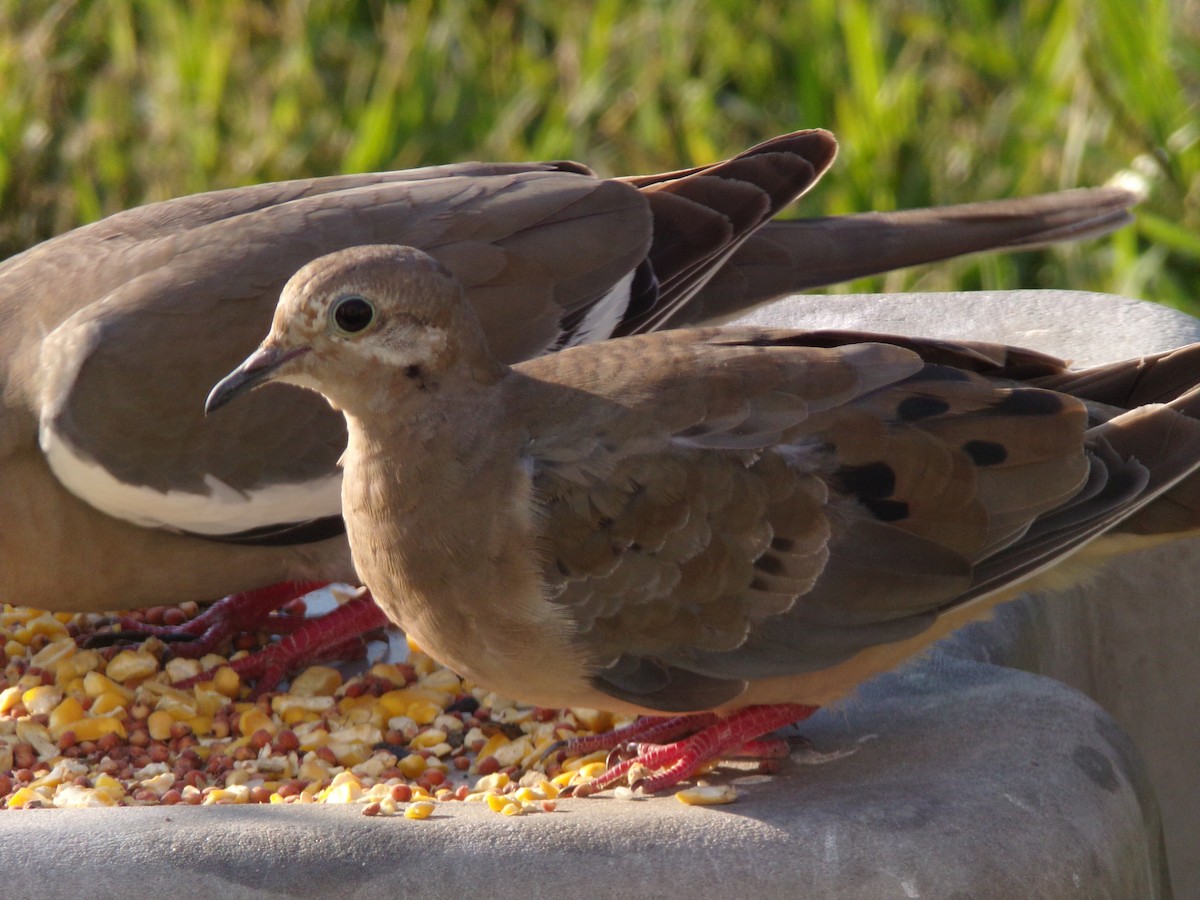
xmin=207 ymin=244 xmax=501 ymax=416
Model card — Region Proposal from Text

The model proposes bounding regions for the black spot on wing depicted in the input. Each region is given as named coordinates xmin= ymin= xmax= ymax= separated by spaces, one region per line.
xmin=860 ymin=498 xmax=910 ymax=522
xmin=833 ymin=461 xmax=909 ymax=523
xmin=962 ymin=439 xmax=1008 ymax=466
xmin=896 ymin=395 xmax=951 ymax=421
xmin=754 ymin=553 xmax=785 ymax=575
xmin=988 ymin=389 xmax=1064 ymax=416
xmin=834 ymin=461 xmax=896 ymax=500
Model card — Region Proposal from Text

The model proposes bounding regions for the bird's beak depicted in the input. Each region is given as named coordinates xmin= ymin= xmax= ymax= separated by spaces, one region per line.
xmin=206 ymin=345 xmax=310 ymax=414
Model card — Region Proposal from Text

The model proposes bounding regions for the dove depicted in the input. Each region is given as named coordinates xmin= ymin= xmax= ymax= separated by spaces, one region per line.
xmin=206 ymin=244 xmax=1200 ymax=792
xmin=2 ymin=128 xmax=1136 ymax=684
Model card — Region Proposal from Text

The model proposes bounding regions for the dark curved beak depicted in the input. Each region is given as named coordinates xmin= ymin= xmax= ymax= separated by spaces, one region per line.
xmin=206 ymin=345 xmax=310 ymax=414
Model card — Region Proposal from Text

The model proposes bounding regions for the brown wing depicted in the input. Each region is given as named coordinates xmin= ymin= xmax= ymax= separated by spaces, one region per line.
xmin=519 ymin=328 xmax=1199 ymax=712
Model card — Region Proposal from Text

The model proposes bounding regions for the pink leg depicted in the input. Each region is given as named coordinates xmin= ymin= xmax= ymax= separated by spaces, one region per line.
xmin=84 ymin=582 xmax=329 ymax=656
xmin=573 ymin=703 xmax=818 ymax=796
xmin=545 ymin=713 xmax=721 ymax=765
xmin=175 ymin=594 xmax=392 ymax=694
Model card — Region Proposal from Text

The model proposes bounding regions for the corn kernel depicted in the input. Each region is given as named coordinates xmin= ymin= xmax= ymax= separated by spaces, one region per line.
xmin=13 ymin=613 xmax=68 ymax=643
xmin=368 ymin=663 xmax=411 ymax=686
xmin=0 ymin=685 xmax=22 ymax=714
xmin=290 ymin=665 xmax=342 ymax=696
xmin=409 ymin=728 xmax=447 ymax=750
xmin=21 ymin=685 xmax=62 ymax=716
xmin=105 ymin=649 xmax=159 ymax=683
xmin=675 ymin=785 xmax=738 ymax=806
xmin=164 ymin=657 xmax=203 ymax=683
xmin=89 ymin=690 xmax=128 ymax=717
xmin=397 ymin=754 xmax=426 ymax=778
xmin=4 ymin=638 xmax=24 ymax=658
xmin=53 ymin=785 xmax=118 ymax=808
xmin=474 ymin=732 xmax=510 ymax=763
xmin=575 ymin=761 xmax=608 ymax=780
xmin=474 ymin=772 xmax=512 ymax=793
xmin=238 ymin=708 xmax=277 ymax=738
xmin=55 ymin=649 xmax=103 ymax=682
xmin=147 ymin=709 xmax=175 ymax=741
xmin=70 ymin=716 xmax=127 ymax=742
xmin=210 ymin=666 xmax=240 ymax=698
xmin=48 ymin=696 xmax=86 ymax=737
xmin=570 ymin=708 xmax=615 ymax=732
xmin=30 ymin=637 xmax=75 ymax=670
xmin=92 ymin=774 xmax=127 ymax=801
xmin=499 ymin=801 xmax=524 ymax=816
xmin=7 ymin=787 xmax=47 ymax=808
xmin=404 ymin=800 xmax=435 ymax=819
xmin=561 ymin=749 xmax=609 ymax=772
xmin=83 ymin=671 xmax=133 ymax=702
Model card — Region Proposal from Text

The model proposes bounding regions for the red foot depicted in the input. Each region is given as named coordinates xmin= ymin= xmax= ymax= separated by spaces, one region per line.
xmin=544 ymin=713 xmax=720 ymax=764
xmin=176 ymin=594 xmax=392 ymax=695
xmin=571 ymin=703 xmax=818 ymax=796
xmin=84 ymin=582 xmax=329 ymax=656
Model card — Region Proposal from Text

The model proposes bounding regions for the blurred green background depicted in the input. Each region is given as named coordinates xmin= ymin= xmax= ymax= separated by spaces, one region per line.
xmin=2 ymin=0 xmax=1197 ymax=308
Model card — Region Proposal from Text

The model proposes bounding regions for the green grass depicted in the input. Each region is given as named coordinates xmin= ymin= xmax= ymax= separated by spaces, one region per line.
xmin=2 ymin=0 xmax=1197 ymax=309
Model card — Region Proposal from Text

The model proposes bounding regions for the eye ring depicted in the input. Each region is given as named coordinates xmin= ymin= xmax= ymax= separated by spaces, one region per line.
xmin=331 ymin=295 xmax=376 ymax=334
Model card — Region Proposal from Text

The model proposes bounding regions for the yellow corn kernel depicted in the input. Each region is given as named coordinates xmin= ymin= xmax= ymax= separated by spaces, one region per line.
xmin=271 ymin=694 xmax=335 ymax=717
xmin=536 ymin=780 xmax=560 ymax=801
xmin=561 ymin=749 xmax=609 ymax=772
xmin=575 ymin=761 xmax=608 ymax=780
xmin=397 ymin=754 xmax=426 ymax=779
xmin=675 ymin=785 xmax=737 ymax=806
xmin=290 ymin=665 xmax=342 ymax=696
xmin=472 ymin=772 xmax=511 ymax=793
xmin=6 ymin=786 xmax=45 ymax=809
xmin=297 ymin=757 xmax=332 ymax=784
xmin=30 ymin=637 xmax=76 ymax=671
xmin=409 ymin=728 xmax=447 ymax=751
xmin=474 ymin=732 xmax=510 ymax=764
xmin=210 ymin=666 xmax=240 ymax=698
xmin=418 ymin=667 xmax=462 ymax=693
xmin=13 ymin=613 xmax=68 ymax=643
xmin=499 ymin=800 xmax=524 ymax=816
xmin=105 ymin=649 xmax=159 ymax=683
xmin=513 ymin=786 xmax=546 ymax=804
xmin=70 ymin=716 xmax=127 ymax=742
xmin=147 ymin=709 xmax=175 ymax=741
xmin=55 ymin=649 xmax=103 ymax=682
xmin=550 ymin=772 xmax=576 ymax=789
xmin=93 ymin=773 xmax=127 ymax=801
xmin=163 ymin=657 xmax=203 ymax=683
xmin=404 ymin=800 xmax=436 ymax=819
xmin=204 ymin=785 xmax=250 ymax=805
xmin=238 ymin=708 xmax=277 ymax=738
xmin=368 ymin=663 xmax=411 ymax=686
xmin=53 ymin=785 xmax=118 ymax=808
xmin=378 ymin=688 xmax=451 ymax=718
xmin=0 ymin=685 xmax=23 ymax=714
xmin=89 ymin=690 xmax=128 ymax=717
xmin=320 ymin=779 xmax=364 ymax=804
xmin=48 ymin=696 xmax=86 ymax=737
xmin=484 ymin=791 xmax=510 ymax=812
xmin=185 ymin=715 xmax=213 ymax=737
xmin=407 ymin=700 xmax=442 ymax=725
xmin=21 ymin=685 xmax=61 ymax=717
xmin=329 ymin=742 xmax=371 ymax=767
xmin=82 ymin=671 xmax=133 ymax=703
xmin=4 ymin=639 xmax=25 ymax=661
xmin=570 ymin=708 xmax=615 ymax=733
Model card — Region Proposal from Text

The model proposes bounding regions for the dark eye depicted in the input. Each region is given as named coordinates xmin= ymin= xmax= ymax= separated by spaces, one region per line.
xmin=332 ymin=295 xmax=375 ymax=333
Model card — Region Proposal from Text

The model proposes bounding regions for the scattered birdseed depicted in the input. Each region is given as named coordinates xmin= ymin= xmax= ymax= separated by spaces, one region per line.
xmin=1 ymin=596 xmax=738 ymax=812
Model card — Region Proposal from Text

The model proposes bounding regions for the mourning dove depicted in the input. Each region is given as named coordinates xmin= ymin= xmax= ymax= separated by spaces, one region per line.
xmin=208 ymin=244 xmax=1200 ymax=792
xmin=3 ymin=128 xmax=1135 ymax=682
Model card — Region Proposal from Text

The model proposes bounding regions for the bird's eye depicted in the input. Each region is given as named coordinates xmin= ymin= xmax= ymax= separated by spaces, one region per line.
xmin=332 ymin=295 xmax=375 ymax=334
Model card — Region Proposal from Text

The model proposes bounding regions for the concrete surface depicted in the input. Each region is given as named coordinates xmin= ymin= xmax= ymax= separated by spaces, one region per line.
xmin=0 ymin=633 xmax=1169 ymax=899
xmin=3 ymin=290 xmax=1194 ymax=899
